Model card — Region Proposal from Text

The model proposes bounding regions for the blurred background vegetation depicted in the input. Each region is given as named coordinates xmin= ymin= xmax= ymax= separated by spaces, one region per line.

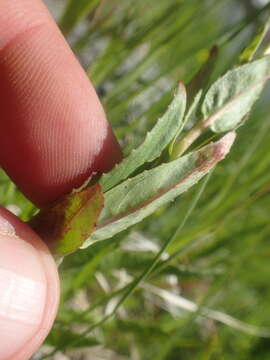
xmin=1 ymin=0 xmax=270 ymax=359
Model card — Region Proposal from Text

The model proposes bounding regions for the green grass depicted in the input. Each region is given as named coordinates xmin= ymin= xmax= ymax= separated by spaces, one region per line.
xmin=3 ymin=0 xmax=270 ymax=358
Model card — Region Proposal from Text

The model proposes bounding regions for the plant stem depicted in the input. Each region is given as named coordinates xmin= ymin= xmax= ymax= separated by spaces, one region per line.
xmin=42 ymin=170 xmax=212 ymax=360
xmin=170 ymin=119 xmax=207 ymax=159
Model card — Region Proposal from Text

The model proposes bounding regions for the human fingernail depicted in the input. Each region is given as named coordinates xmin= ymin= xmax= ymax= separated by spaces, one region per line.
xmin=0 ymin=216 xmax=16 ymax=236
xmin=0 ymin=218 xmax=47 ymax=359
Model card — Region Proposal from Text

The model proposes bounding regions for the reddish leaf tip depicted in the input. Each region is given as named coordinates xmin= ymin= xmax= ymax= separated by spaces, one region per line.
xmin=214 ymin=131 xmax=236 ymax=160
xmin=177 ymin=81 xmax=186 ymax=90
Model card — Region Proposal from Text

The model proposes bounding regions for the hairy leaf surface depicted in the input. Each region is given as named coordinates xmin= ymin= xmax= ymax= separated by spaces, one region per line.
xmin=101 ymin=84 xmax=187 ymax=192
xmin=202 ymin=55 xmax=270 ymax=132
xmin=83 ymin=132 xmax=235 ymax=246
xmin=170 ymin=90 xmax=203 ymax=159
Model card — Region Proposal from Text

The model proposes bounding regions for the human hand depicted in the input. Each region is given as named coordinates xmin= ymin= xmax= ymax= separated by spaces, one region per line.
xmin=0 ymin=1 xmax=122 ymax=359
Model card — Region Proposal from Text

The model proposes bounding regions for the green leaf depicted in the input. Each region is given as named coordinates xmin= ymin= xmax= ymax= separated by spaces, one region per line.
xmin=83 ymin=132 xmax=235 ymax=246
xmin=46 ymin=327 xmax=100 ymax=349
xmin=239 ymin=16 xmax=270 ymax=63
xmin=201 ymin=55 xmax=270 ymax=133
xmin=170 ymin=90 xmax=203 ymax=159
xmin=60 ymin=0 xmax=100 ymax=34
xmin=183 ymin=90 xmax=204 ymax=131
xmin=187 ymin=45 xmax=219 ymax=103
xmin=30 ymin=184 xmax=104 ymax=255
xmin=101 ymin=83 xmax=187 ymax=192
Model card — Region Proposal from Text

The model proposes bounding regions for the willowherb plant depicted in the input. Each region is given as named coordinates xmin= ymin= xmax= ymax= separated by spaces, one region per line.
xmin=30 ymin=42 xmax=270 ymax=257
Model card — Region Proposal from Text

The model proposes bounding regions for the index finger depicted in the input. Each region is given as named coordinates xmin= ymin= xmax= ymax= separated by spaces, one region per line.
xmin=0 ymin=0 xmax=122 ymax=207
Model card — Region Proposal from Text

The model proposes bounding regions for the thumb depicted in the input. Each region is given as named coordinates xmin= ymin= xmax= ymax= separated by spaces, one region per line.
xmin=0 ymin=207 xmax=59 ymax=360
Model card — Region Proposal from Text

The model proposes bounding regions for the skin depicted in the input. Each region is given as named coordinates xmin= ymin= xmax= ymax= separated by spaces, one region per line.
xmin=0 ymin=0 xmax=122 ymax=359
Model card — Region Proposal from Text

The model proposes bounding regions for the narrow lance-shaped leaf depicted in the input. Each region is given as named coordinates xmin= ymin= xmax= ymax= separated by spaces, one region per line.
xmin=101 ymin=83 xmax=187 ymax=192
xmin=183 ymin=90 xmax=203 ymax=130
xmin=202 ymin=55 xmax=270 ymax=133
xmin=60 ymin=0 xmax=100 ymax=35
xmin=82 ymin=132 xmax=236 ymax=247
xmin=170 ymin=90 xmax=203 ymax=159
xmin=30 ymin=183 xmax=104 ymax=255
xmin=187 ymin=45 xmax=219 ymax=104
xmin=239 ymin=16 xmax=270 ymax=63
xmin=46 ymin=328 xmax=100 ymax=349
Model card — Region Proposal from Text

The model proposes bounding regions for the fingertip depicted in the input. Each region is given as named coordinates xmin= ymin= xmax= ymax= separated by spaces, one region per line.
xmin=0 ymin=0 xmax=51 ymax=51
xmin=0 ymin=207 xmax=59 ymax=359
xmin=0 ymin=0 xmax=122 ymax=208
